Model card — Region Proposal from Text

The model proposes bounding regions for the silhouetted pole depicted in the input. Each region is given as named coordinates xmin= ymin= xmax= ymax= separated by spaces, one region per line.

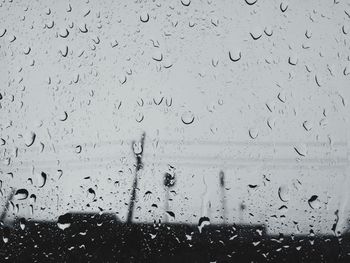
xmin=127 ymin=133 xmax=146 ymax=223
xmin=164 ymin=167 xmax=176 ymax=223
xmin=0 ymin=189 xmax=15 ymax=223
xmin=219 ymin=170 xmax=227 ymax=224
xmin=239 ymin=201 xmax=246 ymax=223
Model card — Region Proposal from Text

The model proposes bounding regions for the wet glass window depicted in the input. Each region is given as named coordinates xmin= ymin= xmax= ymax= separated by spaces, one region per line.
xmin=0 ymin=0 xmax=349 ymax=262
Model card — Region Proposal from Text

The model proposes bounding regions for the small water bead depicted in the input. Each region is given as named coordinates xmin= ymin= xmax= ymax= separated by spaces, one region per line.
xmin=249 ymin=128 xmax=258 ymax=139
xmin=181 ymin=111 xmax=195 ymax=125
xmin=294 ymin=144 xmax=307 ymax=157
xmin=24 ymin=131 xmax=36 ymax=147
xmin=278 ymin=185 xmax=290 ymax=202
xmin=308 ymin=195 xmax=321 ymax=209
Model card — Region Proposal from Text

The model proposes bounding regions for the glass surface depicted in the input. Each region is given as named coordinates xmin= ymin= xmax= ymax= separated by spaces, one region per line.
xmin=0 ymin=0 xmax=349 ymax=262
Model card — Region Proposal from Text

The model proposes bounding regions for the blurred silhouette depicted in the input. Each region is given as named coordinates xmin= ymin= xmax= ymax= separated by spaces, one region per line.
xmin=1 ymin=135 xmax=350 ymax=262
xmin=219 ymin=170 xmax=227 ymax=224
xmin=127 ymin=133 xmax=146 ymax=223
xmin=1 ymin=213 xmax=349 ymax=262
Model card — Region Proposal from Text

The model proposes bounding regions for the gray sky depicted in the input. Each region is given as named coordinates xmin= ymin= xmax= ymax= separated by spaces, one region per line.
xmin=0 ymin=0 xmax=349 ymax=235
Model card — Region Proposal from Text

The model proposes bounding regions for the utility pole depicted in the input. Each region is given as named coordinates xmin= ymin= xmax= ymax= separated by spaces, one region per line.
xmin=163 ymin=165 xmax=176 ymax=223
xmin=127 ymin=133 xmax=146 ymax=223
xmin=219 ymin=170 xmax=227 ymax=224
xmin=239 ymin=201 xmax=246 ymax=223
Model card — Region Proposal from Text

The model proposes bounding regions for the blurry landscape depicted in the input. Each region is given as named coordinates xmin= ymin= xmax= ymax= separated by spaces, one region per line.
xmin=0 ymin=0 xmax=350 ymax=261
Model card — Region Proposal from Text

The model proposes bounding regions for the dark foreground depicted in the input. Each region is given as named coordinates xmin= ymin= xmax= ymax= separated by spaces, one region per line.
xmin=0 ymin=213 xmax=349 ymax=263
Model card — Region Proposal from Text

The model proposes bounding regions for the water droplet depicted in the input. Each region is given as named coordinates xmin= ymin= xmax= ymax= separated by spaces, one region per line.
xmin=56 ymin=169 xmax=63 ymax=180
xmin=88 ymin=188 xmax=96 ymax=200
xmin=79 ymin=23 xmax=88 ymax=33
xmin=339 ymin=17 xmax=347 ymax=30
xmin=181 ymin=0 xmax=191 ymax=6
xmin=181 ymin=111 xmax=195 ymax=125
xmin=137 ymin=98 xmax=144 ymax=107
xmin=135 ymin=112 xmax=144 ymax=123
xmin=278 ymin=205 xmax=288 ymax=213
xmin=288 ymin=55 xmax=298 ymax=66
xmin=111 ymin=39 xmax=118 ymax=48
xmin=59 ymin=28 xmax=69 ymax=38
xmin=24 ymin=131 xmax=36 ymax=147
xmin=166 ymin=211 xmax=175 ymax=219
xmin=198 ymin=217 xmax=210 ymax=233
xmin=277 ymin=92 xmax=286 ymax=103
xmin=9 ymin=35 xmax=16 ymax=42
xmin=315 ymin=75 xmax=322 ymax=87
xmin=152 ymin=52 xmax=163 ymax=62
xmin=250 ymin=29 xmax=262 ymax=40
xmin=27 ymin=178 xmax=33 ymax=185
xmin=280 ymin=2 xmax=288 ymax=12
xmin=294 ymin=144 xmax=307 ymax=157
xmin=45 ymin=20 xmax=55 ymax=29
xmin=144 ymin=191 xmax=152 ymax=199
xmin=302 ymin=121 xmax=312 ymax=131
xmin=39 ymin=172 xmax=47 ymax=188
xmin=229 ymin=51 xmax=241 ymax=62
xmin=59 ymin=45 xmax=68 ymax=57
xmin=75 ymin=145 xmax=82 ymax=153
xmin=248 ymin=128 xmax=258 ymax=139
xmin=57 ymin=213 xmax=72 ymax=230
xmin=166 ymin=97 xmax=173 ymax=107
xmin=264 ymin=26 xmax=273 ymax=36
xmin=267 ymin=117 xmax=275 ymax=129
xmin=29 ymin=194 xmax=36 ymax=204
xmin=245 ymin=0 xmax=257 ymax=5
xmin=164 ymin=172 xmax=176 ymax=187
xmin=0 ymin=28 xmax=6 ymax=38
xmin=24 ymin=47 xmax=31 ymax=55
xmin=39 ymin=142 xmax=45 ymax=153
xmin=308 ymin=195 xmax=320 ymax=209
xmin=305 ymin=29 xmax=312 ymax=39
xmin=15 ymin=189 xmax=29 ymax=200
xmin=211 ymin=58 xmax=219 ymax=67
xmin=67 ymin=4 xmax=72 ymax=12
xmin=140 ymin=13 xmax=149 ymax=23
xmin=60 ymin=111 xmax=68 ymax=121
xmin=252 ymin=241 xmax=261 ymax=246
xmin=278 ymin=185 xmax=290 ymax=202
xmin=19 ymin=218 xmax=26 ymax=230
xmin=45 ymin=8 xmax=51 ymax=15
